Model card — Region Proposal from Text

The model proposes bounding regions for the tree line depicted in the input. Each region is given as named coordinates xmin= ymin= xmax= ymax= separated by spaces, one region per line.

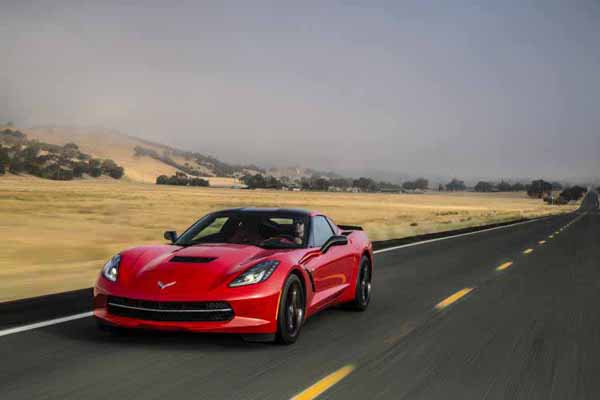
xmin=238 ymin=172 xmax=590 ymax=204
xmin=239 ymin=174 xmax=405 ymax=192
xmin=135 ymin=145 xmax=263 ymax=177
xmin=0 ymin=129 xmax=124 ymax=180
xmin=156 ymin=172 xmax=210 ymax=187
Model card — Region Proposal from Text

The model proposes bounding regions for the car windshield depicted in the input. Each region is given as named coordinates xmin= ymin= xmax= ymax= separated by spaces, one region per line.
xmin=175 ymin=211 xmax=308 ymax=249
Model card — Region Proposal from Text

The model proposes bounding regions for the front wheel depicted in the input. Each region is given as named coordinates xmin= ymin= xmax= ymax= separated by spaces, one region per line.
xmin=348 ymin=256 xmax=372 ymax=311
xmin=275 ymin=274 xmax=305 ymax=345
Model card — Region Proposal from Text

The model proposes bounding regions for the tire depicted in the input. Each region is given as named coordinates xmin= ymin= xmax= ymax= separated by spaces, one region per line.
xmin=275 ymin=274 xmax=305 ymax=345
xmin=348 ymin=256 xmax=372 ymax=311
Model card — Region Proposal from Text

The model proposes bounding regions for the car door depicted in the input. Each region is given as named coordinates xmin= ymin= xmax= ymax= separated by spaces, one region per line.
xmin=304 ymin=216 xmax=351 ymax=295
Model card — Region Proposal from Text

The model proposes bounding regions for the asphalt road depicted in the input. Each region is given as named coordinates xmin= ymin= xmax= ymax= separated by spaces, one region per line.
xmin=1 ymin=192 xmax=598 ymax=400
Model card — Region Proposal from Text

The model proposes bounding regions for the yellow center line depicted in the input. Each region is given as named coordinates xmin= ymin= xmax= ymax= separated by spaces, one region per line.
xmin=496 ymin=261 xmax=514 ymax=271
xmin=291 ymin=365 xmax=355 ymax=400
xmin=523 ymin=248 xmax=534 ymax=254
xmin=538 ymin=240 xmax=546 ymax=245
xmin=435 ymin=288 xmax=473 ymax=310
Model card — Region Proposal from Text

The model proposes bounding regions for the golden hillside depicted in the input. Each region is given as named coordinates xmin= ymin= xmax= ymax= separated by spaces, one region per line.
xmin=23 ymin=126 xmax=238 ymax=186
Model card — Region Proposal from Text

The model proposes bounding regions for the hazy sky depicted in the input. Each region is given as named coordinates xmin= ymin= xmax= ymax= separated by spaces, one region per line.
xmin=2 ymin=1 xmax=599 ymax=181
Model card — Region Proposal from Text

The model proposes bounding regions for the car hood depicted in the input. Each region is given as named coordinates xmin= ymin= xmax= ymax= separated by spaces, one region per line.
xmin=119 ymin=243 xmax=287 ymax=298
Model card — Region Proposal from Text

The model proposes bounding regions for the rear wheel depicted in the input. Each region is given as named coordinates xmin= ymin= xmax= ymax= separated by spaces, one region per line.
xmin=276 ymin=274 xmax=305 ymax=344
xmin=349 ymin=256 xmax=372 ymax=311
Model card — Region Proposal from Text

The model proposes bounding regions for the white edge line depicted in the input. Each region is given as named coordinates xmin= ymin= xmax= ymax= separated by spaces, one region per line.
xmin=0 ymin=311 xmax=93 ymax=338
xmin=373 ymin=217 xmax=549 ymax=255
xmin=0 ymin=213 xmax=576 ymax=338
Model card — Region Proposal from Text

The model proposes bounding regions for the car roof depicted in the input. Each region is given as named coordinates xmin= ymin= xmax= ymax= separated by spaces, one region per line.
xmin=217 ymin=207 xmax=320 ymax=217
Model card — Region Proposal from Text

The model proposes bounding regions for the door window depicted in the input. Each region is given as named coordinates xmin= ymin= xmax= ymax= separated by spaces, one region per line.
xmin=311 ymin=216 xmax=334 ymax=247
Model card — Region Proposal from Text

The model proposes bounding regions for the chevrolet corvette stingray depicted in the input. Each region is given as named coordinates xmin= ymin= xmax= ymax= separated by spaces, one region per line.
xmin=94 ymin=208 xmax=373 ymax=344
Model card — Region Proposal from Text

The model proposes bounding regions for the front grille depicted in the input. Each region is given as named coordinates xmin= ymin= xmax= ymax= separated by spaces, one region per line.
xmin=107 ymin=296 xmax=234 ymax=322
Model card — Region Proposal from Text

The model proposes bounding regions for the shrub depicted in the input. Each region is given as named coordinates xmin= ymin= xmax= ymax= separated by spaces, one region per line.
xmin=107 ymin=166 xmax=124 ymax=179
xmin=559 ymin=186 xmax=587 ymax=202
xmin=474 ymin=181 xmax=494 ymax=192
xmin=497 ymin=181 xmax=512 ymax=192
xmin=9 ymin=158 xmax=25 ymax=174
xmin=89 ymin=166 xmax=102 ymax=177
xmin=526 ymin=180 xmax=552 ymax=198
xmin=0 ymin=147 xmax=9 ymax=174
xmin=156 ymin=173 xmax=210 ymax=187
xmin=445 ymin=179 xmax=466 ymax=191
xmin=189 ymin=177 xmax=209 ymax=187
xmin=72 ymin=162 xmax=89 ymax=178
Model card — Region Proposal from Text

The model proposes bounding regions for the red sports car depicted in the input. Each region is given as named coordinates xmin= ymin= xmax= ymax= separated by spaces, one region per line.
xmin=94 ymin=208 xmax=373 ymax=344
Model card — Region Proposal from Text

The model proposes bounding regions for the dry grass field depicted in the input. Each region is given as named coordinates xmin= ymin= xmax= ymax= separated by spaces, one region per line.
xmin=0 ymin=175 xmax=576 ymax=301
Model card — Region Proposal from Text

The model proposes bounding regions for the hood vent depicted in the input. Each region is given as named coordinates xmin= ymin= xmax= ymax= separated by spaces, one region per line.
xmin=170 ymin=256 xmax=217 ymax=263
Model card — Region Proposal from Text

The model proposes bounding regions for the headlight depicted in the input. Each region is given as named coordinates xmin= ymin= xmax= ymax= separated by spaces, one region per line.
xmin=229 ymin=260 xmax=279 ymax=287
xmin=102 ymin=255 xmax=121 ymax=282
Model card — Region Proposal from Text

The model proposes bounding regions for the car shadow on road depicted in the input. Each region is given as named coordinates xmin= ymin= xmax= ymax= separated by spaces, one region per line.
xmin=44 ymin=317 xmax=281 ymax=352
xmin=43 ymin=304 xmax=365 ymax=352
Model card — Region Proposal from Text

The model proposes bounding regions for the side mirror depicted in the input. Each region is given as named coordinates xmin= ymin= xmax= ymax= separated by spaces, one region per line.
xmin=320 ymin=235 xmax=348 ymax=254
xmin=164 ymin=231 xmax=178 ymax=243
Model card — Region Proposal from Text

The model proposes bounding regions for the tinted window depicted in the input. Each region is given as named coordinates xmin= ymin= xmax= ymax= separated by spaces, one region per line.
xmin=311 ymin=216 xmax=334 ymax=247
xmin=175 ymin=211 xmax=308 ymax=248
xmin=189 ymin=216 xmax=229 ymax=242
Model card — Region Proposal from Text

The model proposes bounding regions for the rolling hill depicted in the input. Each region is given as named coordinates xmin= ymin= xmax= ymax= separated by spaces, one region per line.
xmin=21 ymin=126 xmax=261 ymax=186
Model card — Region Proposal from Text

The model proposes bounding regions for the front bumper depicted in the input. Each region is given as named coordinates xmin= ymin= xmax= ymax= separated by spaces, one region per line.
xmin=93 ymin=287 xmax=280 ymax=334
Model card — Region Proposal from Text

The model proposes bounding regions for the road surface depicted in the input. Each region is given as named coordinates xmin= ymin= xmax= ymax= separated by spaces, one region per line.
xmin=1 ymin=192 xmax=598 ymax=399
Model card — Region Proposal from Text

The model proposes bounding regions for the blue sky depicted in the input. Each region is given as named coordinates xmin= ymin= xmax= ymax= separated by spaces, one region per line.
xmin=2 ymin=1 xmax=599 ymax=181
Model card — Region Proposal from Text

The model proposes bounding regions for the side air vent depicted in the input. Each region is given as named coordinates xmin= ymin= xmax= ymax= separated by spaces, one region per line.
xmin=170 ymin=256 xmax=217 ymax=263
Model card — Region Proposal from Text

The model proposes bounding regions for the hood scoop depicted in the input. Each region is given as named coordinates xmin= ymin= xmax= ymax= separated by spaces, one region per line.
xmin=169 ymin=256 xmax=217 ymax=263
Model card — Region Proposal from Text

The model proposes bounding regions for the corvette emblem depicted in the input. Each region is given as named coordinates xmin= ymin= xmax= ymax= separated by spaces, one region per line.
xmin=157 ymin=280 xmax=176 ymax=290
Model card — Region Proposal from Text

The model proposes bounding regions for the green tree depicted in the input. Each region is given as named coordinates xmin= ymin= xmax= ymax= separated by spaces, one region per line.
xmin=474 ymin=181 xmax=494 ymax=192
xmin=559 ymin=186 xmax=586 ymax=202
xmin=0 ymin=147 xmax=9 ymax=174
xmin=88 ymin=159 xmax=102 ymax=177
xmin=511 ymin=182 xmax=526 ymax=191
xmin=526 ymin=180 xmax=552 ymax=198
xmin=402 ymin=181 xmax=417 ymax=190
xmin=156 ymin=175 xmax=168 ymax=185
xmin=62 ymin=143 xmax=80 ymax=159
xmin=497 ymin=180 xmax=512 ymax=192
xmin=353 ymin=177 xmax=379 ymax=192
xmin=265 ymin=176 xmax=283 ymax=189
xmin=22 ymin=143 xmax=40 ymax=162
xmin=241 ymin=174 xmax=267 ymax=188
xmin=414 ymin=178 xmax=429 ymax=190
xmin=9 ymin=157 xmax=25 ymax=174
xmin=445 ymin=178 xmax=466 ymax=191
xmin=72 ymin=162 xmax=89 ymax=178
xmin=108 ymin=166 xmax=124 ymax=179
xmin=189 ymin=177 xmax=209 ymax=187
xmin=329 ymin=177 xmax=352 ymax=189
